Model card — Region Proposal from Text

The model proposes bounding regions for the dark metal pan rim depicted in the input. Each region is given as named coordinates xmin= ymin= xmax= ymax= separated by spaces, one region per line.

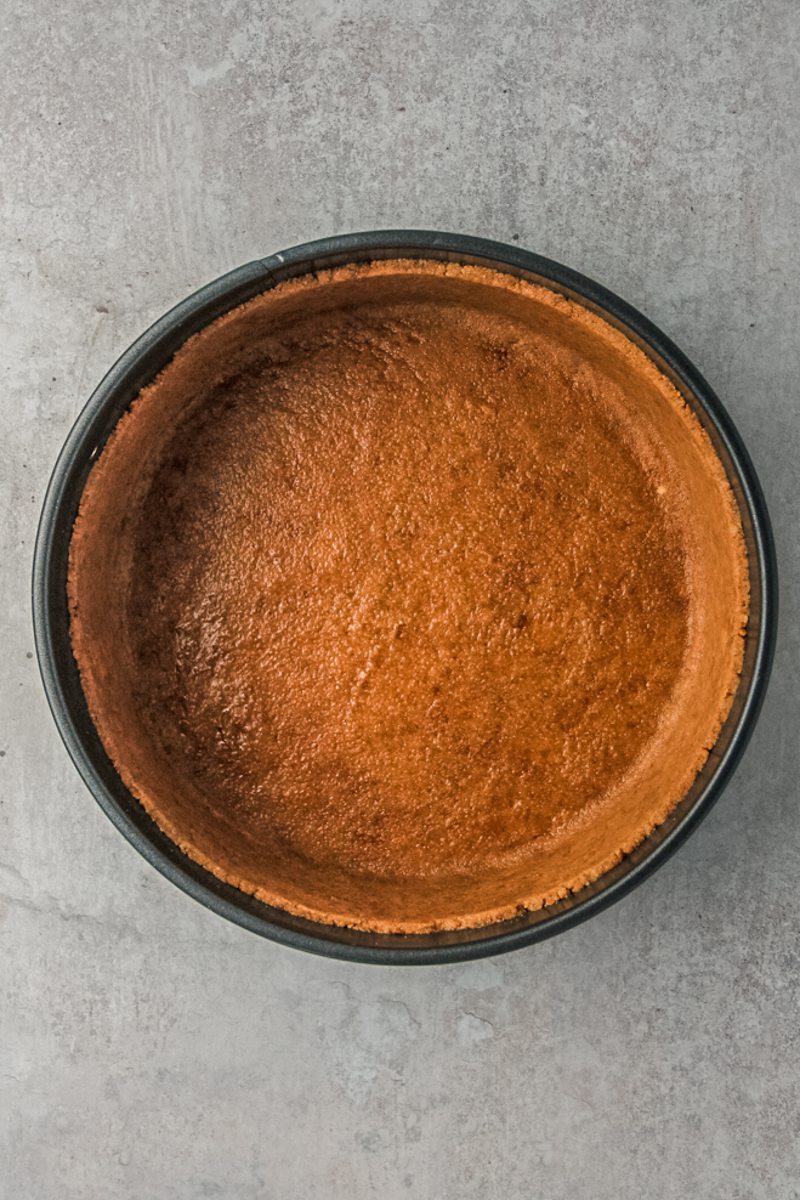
xmin=32 ymin=230 xmax=777 ymax=964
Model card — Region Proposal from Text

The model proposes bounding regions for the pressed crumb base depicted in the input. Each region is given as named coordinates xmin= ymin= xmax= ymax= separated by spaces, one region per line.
xmin=68 ymin=260 xmax=748 ymax=932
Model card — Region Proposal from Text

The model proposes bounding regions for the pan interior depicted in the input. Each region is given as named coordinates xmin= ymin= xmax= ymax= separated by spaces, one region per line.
xmin=67 ymin=259 xmax=748 ymax=933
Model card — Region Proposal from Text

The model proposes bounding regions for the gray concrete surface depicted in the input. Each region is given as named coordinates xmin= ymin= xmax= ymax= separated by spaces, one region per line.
xmin=1 ymin=1 xmax=798 ymax=1196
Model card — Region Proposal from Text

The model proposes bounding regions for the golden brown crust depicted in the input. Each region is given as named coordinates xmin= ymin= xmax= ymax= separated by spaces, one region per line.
xmin=68 ymin=260 xmax=748 ymax=932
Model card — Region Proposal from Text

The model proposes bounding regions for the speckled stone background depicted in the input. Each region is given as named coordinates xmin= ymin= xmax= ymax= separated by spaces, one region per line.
xmin=1 ymin=2 xmax=798 ymax=1196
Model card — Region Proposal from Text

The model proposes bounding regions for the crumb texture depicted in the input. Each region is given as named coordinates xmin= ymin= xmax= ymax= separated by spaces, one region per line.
xmin=68 ymin=261 xmax=748 ymax=931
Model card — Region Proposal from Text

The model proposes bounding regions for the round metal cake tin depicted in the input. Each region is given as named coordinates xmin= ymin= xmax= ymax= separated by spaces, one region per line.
xmin=33 ymin=231 xmax=777 ymax=964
